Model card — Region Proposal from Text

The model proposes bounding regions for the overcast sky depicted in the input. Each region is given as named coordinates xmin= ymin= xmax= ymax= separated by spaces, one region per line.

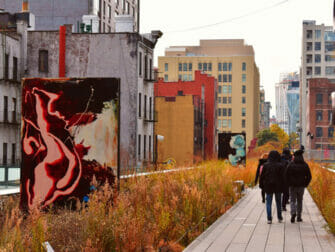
xmin=140 ymin=0 xmax=333 ymax=116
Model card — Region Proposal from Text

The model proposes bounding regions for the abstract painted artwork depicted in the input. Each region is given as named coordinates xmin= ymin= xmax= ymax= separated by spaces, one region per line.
xmin=21 ymin=78 xmax=119 ymax=210
xmin=218 ymin=133 xmax=246 ymax=166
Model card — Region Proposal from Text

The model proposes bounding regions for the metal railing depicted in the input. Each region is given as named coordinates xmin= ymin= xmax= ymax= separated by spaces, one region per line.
xmin=0 ymin=165 xmax=20 ymax=187
xmin=0 ymin=110 xmax=20 ymax=125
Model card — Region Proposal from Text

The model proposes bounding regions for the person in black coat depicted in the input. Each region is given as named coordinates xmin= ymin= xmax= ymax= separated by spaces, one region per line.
xmin=255 ymin=153 xmax=268 ymax=203
xmin=285 ymin=149 xmax=312 ymax=223
xmin=281 ymin=148 xmax=292 ymax=211
xmin=260 ymin=150 xmax=285 ymax=224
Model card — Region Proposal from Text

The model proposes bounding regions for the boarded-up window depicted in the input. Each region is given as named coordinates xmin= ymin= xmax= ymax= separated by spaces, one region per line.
xmin=13 ymin=57 xmax=18 ymax=81
xmin=4 ymin=54 xmax=9 ymax=79
xmin=39 ymin=50 xmax=48 ymax=73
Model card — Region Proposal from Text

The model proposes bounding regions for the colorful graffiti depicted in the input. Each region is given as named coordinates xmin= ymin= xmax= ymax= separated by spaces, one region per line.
xmin=218 ymin=133 xmax=246 ymax=165
xmin=21 ymin=78 xmax=119 ymax=210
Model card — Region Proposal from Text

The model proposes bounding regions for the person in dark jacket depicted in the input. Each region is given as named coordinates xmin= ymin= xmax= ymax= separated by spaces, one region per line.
xmin=285 ymin=149 xmax=312 ymax=223
xmin=260 ymin=150 xmax=284 ymax=224
xmin=281 ymin=148 xmax=292 ymax=211
xmin=255 ymin=153 xmax=268 ymax=203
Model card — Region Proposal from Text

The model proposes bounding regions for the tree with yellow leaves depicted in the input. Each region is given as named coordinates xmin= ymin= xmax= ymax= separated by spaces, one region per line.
xmin=270 ymin=124 xmax=289 ymax=149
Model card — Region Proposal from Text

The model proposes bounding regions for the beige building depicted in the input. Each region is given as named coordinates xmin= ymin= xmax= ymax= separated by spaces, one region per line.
xmin=158 ymin=39 xmax=260 ymax=147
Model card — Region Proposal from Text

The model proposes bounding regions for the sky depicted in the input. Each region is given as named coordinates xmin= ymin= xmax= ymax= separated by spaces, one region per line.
xmin=140 ymin=0 xmax=334 ymax=116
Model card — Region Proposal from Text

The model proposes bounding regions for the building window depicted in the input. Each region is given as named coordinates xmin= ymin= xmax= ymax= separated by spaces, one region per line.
xmin=218 ymin=86 xmax=222 ymax=94
xmin=325 ymin=55 xmax=335 ymax=62
xmin=138 ymin=93 xmax=142 ymax=117
xmin=223 ymin=74 xmax=227 ymax=83
xmin=315 ymin=66 xmax=321 ymax=75
xmin=306 ymin=54 xmax=312 ymax=63
xmin=138 ymin=135 xmax=141 ymax=159
xmin=11 ymin=143 xmax=16 ymax=164
xmin=218 ymin=119 xmax=221 ymax=128
xmin=326 ymin=66 xmax=335 ymax=75
xmin=242 ymin=62 xmax=246 ymax=71
xmin=222 ymin=120 xmax=228 ymax=128
xmin=144 ymin=95 xmax=147 ymax=119
xmin=315 ymin=42 xmax=321 ymax=51
xmin=228 ymin=108 xmax=232 ymax=116
xmin=228 ymin=74 xmax=232 ymax=82
xmin=315 ymin=30 xmax=321 ymax=39
xmin=223 ymin=97 xmax=227 ymax=104
xmin=188 ymin=74 xmax=192 ymax=81
xmin=144 ymin=55 xmax=148 ymax=79
xmin=242 ymin=97 xmax=246 ymax=104
xmin=126 ymin=1 xmax=130 ymax=14
xmin=203 ymin=63 xmax=208 ymax=71
xmin=144 ymin=135 xmax=146 ymax=160
xmin=183 ymin=74 xmax=187 ymax=81
xmin=218 ymin=63 xmax=222 ymax=71
xmin=164 ymin=74 xmax=168 ymax=82
xmin=122 ymin=0 xmax=126 ymax=10
xmin=217 ymin=96 xmax=221 ymax=103
xmin=149 ymin=97 xmax=152 ymax=120
xmin=218 ymin=108 xmax=222 ymax=116
xmin=183 ymin=63 xmax=187 ymax=71
xmin=242 ymin=119 xmax=246 ymax=128
xmin=178 ymin=74 xmax=182 ymax=80
xmin=228 ymin=119 xmax=232 ymax=128
xmin=223 ymin=63 xmax=227 ymax=71
xmin=12 ymin=98 xmax=17 ymax=123
xmin=38 ymin=50 xmax=49 ymax=73
xmin=242 ymin=108 xmax=246 ymax=117
xmin=315 ymin=54 xmax=321 ymax=63
xmin=4 ymin=54 xmax=9 ymax=79
xmin=4 ymin=96 xmax=8 ymax=122
xmin=139 ymin=52 xmax=142 ymax=76
xmin=306 ymin=67 xmax=312 ymax=75
xmin=316 ymin=110 xmax=323 ymax=121
xmin=228 ymin=97 xmax=232 ymax=104
xmin=149 ymin=59 xmax=152 ymax=79
xmin=198 ymin=63 xmax=202 ymax=70
xmin=164 ymin=63 xmax=168 ymax=71
xmin=3 ymin=143 xmax=7 ymax=165
xmin=222 ymin=85 xmax=228 ymax=94
xmin=316 ymin=127 xmax=323 ymax=137
xmin=218 ymin=74 xmax=222 ymax=82
xmin=306 ymin=30 xmax=313 ymax=39
xmin=328 ymin=110 xmax=332 ymax=122
xmin=242 ymin=85 xmax=246 ymax=94
xmin=228 ymin=63 xmax=232 ymax=71
xmin=189 ymin=63 xmax=192 ymax=71
xmin=328 ymin=127 xmax=334 ymax=137
xmin=228 ymin=85 xmax=232 ymax=94
xmin=242 ymin=74 xmax=246 ymax=82
xmin=208 ymin=63 xmax=212 ymax=71
xmin=13 ymin=57 xmax=18 ymax=81
xmin=316 ymin=93 xmax=323 ymax=104
xmin=178 ymin=63 xmax=182 ymax=71
xmin=306 ymin=42 xmax=312 ymax=51
xmin=222 ymin=108 xmax=227 ymax=116
xmin=149 ymin=136 xmax=152 ymax=160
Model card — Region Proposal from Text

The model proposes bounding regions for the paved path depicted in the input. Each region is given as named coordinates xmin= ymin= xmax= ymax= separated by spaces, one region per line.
xmin=185 ymin=188 xmax=335 ymax=252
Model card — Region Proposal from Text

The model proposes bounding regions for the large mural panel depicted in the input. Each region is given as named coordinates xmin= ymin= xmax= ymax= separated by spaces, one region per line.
xmin=218 ymin=133 xmax=246 ymax=165
xmin=21 ymin=78 xmax=119 ymax=210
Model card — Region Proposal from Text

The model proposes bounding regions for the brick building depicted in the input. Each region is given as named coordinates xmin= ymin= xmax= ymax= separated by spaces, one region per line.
xmin=306 ymin=78 xmax=335 ymax=150
xmin=155 ymin=70 xmax=217 ymax=159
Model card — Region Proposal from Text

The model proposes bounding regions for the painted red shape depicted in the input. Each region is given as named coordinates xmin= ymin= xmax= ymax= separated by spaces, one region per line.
xmin=59 ymin=25 xmax=66 ymax=77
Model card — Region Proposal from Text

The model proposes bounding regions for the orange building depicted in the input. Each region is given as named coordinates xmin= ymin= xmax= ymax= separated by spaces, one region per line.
xmin=155 ymin=95 xmax=203 ymax=166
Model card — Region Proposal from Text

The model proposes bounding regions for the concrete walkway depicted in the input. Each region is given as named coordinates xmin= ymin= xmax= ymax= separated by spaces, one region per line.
xmin=185 ymin=188 xmax=335 ymax=252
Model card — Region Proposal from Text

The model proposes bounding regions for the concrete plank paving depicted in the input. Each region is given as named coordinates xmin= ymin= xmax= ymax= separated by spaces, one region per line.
xmin=185 ymin=188 xmax=335 ymax=252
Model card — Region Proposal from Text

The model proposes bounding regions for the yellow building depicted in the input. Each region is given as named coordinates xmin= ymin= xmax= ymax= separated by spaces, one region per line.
xmin=158 ymin=39 xmax=260 ymax=147
xmin=155 ymin=95 xmax=202 ymax=166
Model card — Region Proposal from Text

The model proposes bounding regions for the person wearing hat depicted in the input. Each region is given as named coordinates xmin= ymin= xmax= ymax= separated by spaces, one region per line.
xmin=255 ymin=153 xmax=268 ymax=203
xmin=285 ymin=149 xmax=312 ymax=223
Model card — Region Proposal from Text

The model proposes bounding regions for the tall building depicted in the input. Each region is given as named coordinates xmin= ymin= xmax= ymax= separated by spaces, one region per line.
xmin=155 ymin=71 xmax=217 ymax=159
xmin=306 ymin=78 xmax=335 ymax=150
xmin=275 ymin=72 xmax=300 ymax=134
xmin=158 ymin=39 xmax=260 ymax=147
xmin=260 ymin=89 xmax=265 ymax=129
xmin=155 ymin=95 xmax=203 ymax=166
xmin=0 ymin=0 xmax=139 ymax=32
xmin=25 ymin=23 xmax=162 ymax=172
xmin=263 ymin=102 xmax=271 ymax=128
xmin=0 ymin=12 xmax=29 ymax=188
xmin=300 ymin=20 xmax=335 ymax=147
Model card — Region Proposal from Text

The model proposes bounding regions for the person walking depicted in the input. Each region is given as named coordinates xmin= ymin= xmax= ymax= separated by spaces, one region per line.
xmin=285 ymin=149 xmax=312 ymax=223
xmin=255 ymin=153 xmax=268 ymax=203
xmin=281 ymin=148 xmax=292 ymax=211
xmin=260 ymin=150 xmax=284 ymax=224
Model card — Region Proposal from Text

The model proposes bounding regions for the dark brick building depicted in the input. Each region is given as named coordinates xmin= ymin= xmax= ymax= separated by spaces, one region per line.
xmin=307 ymin=78 xmax=335 ymax=150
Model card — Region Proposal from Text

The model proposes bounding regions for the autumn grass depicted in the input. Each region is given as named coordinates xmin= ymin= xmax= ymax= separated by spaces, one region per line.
xmin=0 ymin=160 xmax=257 ymax=251
xmin=308 ymin=161 xmax=335 ymax=234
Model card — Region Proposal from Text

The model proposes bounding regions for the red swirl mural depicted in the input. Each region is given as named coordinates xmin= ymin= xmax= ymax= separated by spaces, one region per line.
xmin=21 ymin=78 xmax=119 ymax=211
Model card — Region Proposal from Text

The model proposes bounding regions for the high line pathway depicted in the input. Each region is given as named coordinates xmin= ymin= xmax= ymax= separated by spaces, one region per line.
xmin=185 ymin=188 xmax=335 ymax=252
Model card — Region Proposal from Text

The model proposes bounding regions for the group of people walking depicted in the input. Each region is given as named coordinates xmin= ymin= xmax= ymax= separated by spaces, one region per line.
xmin=255 ymin=148 xmax=312 ymax=224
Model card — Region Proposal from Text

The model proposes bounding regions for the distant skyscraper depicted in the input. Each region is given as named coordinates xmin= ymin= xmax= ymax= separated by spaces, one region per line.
xmin=276 ymin=72 xmax=300 ymax=134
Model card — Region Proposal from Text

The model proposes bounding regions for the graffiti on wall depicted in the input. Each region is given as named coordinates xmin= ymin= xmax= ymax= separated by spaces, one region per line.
xmin=21 ymin=78 xmax=119 ymax=210
xmin=218 ymin=133 xmax=246 ymax=166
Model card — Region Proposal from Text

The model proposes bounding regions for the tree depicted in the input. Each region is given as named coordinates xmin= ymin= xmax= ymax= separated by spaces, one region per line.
xmin=288 ymin=132 xmax=300 ymax=150
xmin=270 ymin=124 xmax=289 ymax=148
xmin=256 ymin=128 xmax=278 ymax=146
